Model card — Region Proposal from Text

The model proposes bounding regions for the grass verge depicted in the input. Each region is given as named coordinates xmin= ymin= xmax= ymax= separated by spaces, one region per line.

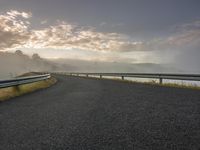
xmin=0 ymin=76 xmax=57 ymax=102
xmin=72 ymin=75 xmax=200 ymax=90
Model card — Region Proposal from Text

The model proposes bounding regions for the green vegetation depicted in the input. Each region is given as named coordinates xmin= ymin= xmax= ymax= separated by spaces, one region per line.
xmin=0 ymin=75 xmax=57 ymax=102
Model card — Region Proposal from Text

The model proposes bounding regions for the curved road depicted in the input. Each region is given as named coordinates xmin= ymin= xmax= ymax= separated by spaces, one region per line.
xmin=0 ymin=75 xmax=200 ymax=150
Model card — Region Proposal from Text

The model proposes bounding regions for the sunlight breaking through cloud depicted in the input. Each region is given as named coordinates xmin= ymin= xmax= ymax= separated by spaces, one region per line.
xmin=0 ymin=10 xmax=200 ymax=53
xmin=0 ymin=10 xmax=30 ymax=50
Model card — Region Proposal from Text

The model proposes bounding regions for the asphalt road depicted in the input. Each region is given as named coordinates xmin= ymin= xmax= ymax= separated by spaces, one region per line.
xmin=0 ymin=75 xmax=200 ymax=150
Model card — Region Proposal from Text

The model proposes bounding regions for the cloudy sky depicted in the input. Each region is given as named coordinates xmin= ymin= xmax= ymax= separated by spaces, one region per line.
xmin=0 ymin=0 xmax=200 ymax=70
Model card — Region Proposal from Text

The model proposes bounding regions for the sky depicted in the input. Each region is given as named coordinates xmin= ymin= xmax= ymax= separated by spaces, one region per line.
xmin=0 ymin=0 xmax=200 ymax=71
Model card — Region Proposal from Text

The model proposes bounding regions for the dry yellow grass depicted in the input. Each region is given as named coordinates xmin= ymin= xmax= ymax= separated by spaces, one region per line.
xmin=0 ymin=77 xmax=57 ymax=102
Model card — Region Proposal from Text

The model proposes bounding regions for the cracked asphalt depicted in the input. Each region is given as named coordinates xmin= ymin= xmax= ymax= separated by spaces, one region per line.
xmin=0 ymin=75 xmax=200 ymax=150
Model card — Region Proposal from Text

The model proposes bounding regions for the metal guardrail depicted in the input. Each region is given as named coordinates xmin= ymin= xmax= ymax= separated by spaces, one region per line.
xmin=0 ymin=74 xmax=51 ymax=88
xmin=54 ymin=72 xmax=200 ymax=84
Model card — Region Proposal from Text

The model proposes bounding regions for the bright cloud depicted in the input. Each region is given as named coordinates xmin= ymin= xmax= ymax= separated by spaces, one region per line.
xmin=6 ymin=10 xmax=32 ymax=19
xmin=26 ymin=23 xmax=144 ymax=51
xmin=0 ymin=10 xmax=31 ymax=50
xmin=166 ymin=29 xmax=200 ymax=48
xmin=0 ymin=10 xmax=200 ymax=53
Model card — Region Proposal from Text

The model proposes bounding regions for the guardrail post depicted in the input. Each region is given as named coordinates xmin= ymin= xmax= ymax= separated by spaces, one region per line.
xmin=121 ymin=76 xmax=124 ymax=80
xmin=13 ymin=85 xmax=20 ymax=92
xmin=100 ymin=75 xmax=102 ymax=79
xmin=86 ymin=74 xmax=88 ymax=77
xmin=159 ymin=78 xmax=163 ymax=84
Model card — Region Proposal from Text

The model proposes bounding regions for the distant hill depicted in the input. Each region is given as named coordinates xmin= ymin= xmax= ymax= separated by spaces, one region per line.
xmin=50 ymin=58 xmax=181 ymax=73
xmin=0 ymin=50 xmax=186 ymax=79
xmin=0 ymin=50 xmax=60 ymax=79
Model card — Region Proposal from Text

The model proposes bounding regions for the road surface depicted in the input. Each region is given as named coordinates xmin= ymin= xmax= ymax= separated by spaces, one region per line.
xmin=0 ymin=75 xmax=200 ymax=150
